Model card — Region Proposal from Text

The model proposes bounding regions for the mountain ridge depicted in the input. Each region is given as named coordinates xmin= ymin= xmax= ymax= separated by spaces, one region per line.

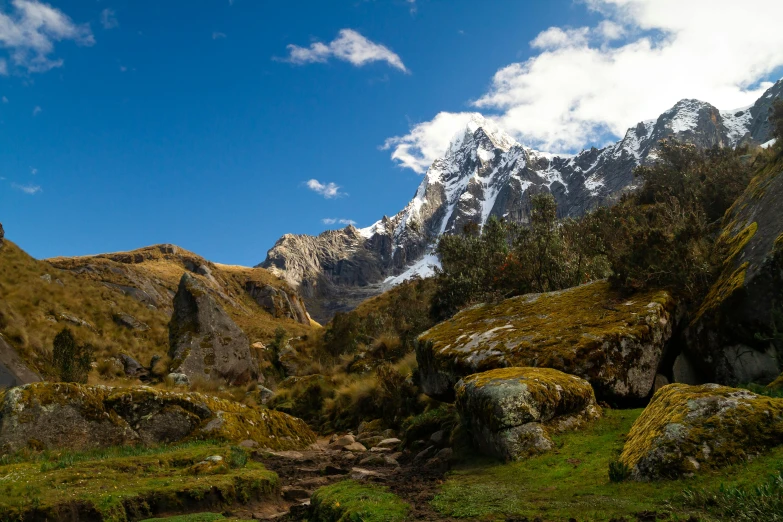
xmin=262 ymin=80 xmax=783 ymax=323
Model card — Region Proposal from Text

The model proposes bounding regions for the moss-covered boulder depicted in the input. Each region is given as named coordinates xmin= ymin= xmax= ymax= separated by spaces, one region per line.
xmin=0 ymin=382 xmax=316 ymax=453
xmin=685 ymin=158 xmax=783 ymax=385
xmin=416 ymin=281 xmax=676 ymax=403
xmin=169 ymin=273 xmax=259 ymax=385
xmin=619 ymin=383 xmax=783 ymax=480
xmin=455 ymin=367 xmax=600 ymax=461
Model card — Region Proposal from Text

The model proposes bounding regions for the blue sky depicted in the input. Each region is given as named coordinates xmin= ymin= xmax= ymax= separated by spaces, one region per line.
xmin=1 ymin=0 xmax=782 ymax=265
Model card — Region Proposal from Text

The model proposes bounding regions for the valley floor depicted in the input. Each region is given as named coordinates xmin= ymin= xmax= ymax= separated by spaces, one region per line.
xmin=2 ymin=408 xmax=782 ymax=521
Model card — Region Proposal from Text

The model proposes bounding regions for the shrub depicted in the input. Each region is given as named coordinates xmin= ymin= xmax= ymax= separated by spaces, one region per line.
xmin=228 ymin=446 xmax=248 ymax=469
xmin=608 ymin=460 xmax=631 ymax=483
xmin=770 ymin=99 xmax=783 ymax=142
xmin=52 ymin=327 xmax=94 ymax=383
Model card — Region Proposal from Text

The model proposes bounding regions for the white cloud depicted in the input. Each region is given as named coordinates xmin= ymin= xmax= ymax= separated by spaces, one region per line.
xmin=32 ymin=105 xmax=41 ymax=115
xmin=385 ymin=0 xmax=783 ymax=170
xmin=1 ymin=95 xmax=7 ymax=103
xmin=12 ymin=182 xmax=41 ymax=194
xmin=306 ymin=179 xmax=345 ymax=198
xmin=100 ymin=8 xmax=117 ymax=30
xmin=281 ymin=29 xmax=408 ymax=73
xmin=322 ymin=218 xmax=357 ymax=226
xmin=0 ymin=0 xmax=93 ymax=74
xmin=29 ymin=166 xmax=36 ymax=175
xmin=212 ymin=32 xmax=226 ymax=40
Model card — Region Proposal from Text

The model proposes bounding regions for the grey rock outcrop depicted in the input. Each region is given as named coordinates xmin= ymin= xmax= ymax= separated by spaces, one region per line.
xmin=0 ymin=335 xmax=41 ymax=388
xmin=245 ymin=281 xmax=310 ymax=325
xmin=684 ymin=156 xmax=783 ymax=385
xmin=168 ymin=273 xmax=258 ymax=385
xmin=261 ymin=81 xmax=783 ymax=321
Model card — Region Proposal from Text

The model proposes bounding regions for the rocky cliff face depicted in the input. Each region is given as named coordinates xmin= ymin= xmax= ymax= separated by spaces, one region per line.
xmin=262 ymin=80 xmax=783 ymax=323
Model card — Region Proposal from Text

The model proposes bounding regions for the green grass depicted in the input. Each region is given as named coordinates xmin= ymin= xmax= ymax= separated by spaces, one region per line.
xmin=432 ymin=408 xmax=783 ymax=521
xmin=311 ymin=480 xmax=410 ymax=522
xmin=0 ymin=441 xmax=279 ymax=521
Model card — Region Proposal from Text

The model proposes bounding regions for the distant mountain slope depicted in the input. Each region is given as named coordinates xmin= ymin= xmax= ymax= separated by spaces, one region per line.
xmin=262 ymin=80 xmax=783 ymax=323
xmin=0 ymin=237 xmax=314 ymax=381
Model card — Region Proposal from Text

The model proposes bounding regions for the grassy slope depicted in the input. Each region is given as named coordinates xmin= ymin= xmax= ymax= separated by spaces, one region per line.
xmin=0 ymin=239 xmax=314 ymax=380
xmin=433 ymin=408 xmax=783 ymax=521
xmin=0 ymin=441 xmax=277 ymax=521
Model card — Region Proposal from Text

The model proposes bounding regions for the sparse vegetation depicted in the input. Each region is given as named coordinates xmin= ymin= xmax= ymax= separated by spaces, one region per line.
xmin=310 ymin=480 xmax=410 ymax=522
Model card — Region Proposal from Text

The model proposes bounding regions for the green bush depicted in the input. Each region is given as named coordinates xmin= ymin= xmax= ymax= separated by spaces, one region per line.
xmin=52 ymin=327 xmax=94 ymax=383
xmin=608 ymin=460 xmax=631 ymax=483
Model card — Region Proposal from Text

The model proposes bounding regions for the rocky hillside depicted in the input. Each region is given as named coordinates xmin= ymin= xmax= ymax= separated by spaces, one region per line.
xmin=0 ymin=234 xmax=314 ymax=382
xmin=262 ymin=80 xmax=783 ymax=323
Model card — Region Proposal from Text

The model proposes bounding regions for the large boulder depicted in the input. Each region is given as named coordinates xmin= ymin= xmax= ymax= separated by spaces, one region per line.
xmin=620 ymin=383 xmax=783 ymax=480
xmin=169 ymin=273 xmax=258 ymax=385
xmin=0 ymin=335 xmax=41 ymax=388
xmin=685 ymin=158 xmax=783 ymax=385
xmin=455 ymin=367 xmax=600 ymax=461
xmin=416 ymin=281 xmax=677 ymax=404
xmin=0 ymin=382 xmax=316 ymax=453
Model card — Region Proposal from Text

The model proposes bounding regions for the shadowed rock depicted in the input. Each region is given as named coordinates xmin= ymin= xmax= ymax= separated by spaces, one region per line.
xmin=169 ymin=273 xmax=258 ymax=385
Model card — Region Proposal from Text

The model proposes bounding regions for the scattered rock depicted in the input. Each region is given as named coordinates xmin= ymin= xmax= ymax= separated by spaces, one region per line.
xmin=168 ymin=273 xmax=258 ymax=385
xmin=417 ymin=280 xmax=677 ymax=403
xmin=374 ymin=437 xmax=401 ymax=450
xmin=57 ymin=312 xmax=97 ymax=332
xmin=323 ymin=464 xmax=349 ymax=476
xmin=0 ymin=382 xmax=316 ymax=453
xmin=344 ymin=442 xmax=367 ymax=453
xmin=455 ymin=367 xmax=601 ymax=461
xmin=258 ymin=386 xmax=274 ymax=404
xmin=370 ymin=446 xmax=392 ymax=453
xmin=120 ymin=353 xmax=146 ymax=377
xmin=113 ymin=312 xmax=150 ymax=331
xmin=281 ymin=486 xmax=311 ymax=501
xmin=329 ymin=434 xmax=356 ymax=449
xmin=239 ymin=439 xmax=259 ymax=449
xmin=430 ymin=430 xmax=445 ymax=446
xmin=40 ymin=274 xmax=52 ymax=283
xmin=620 ymin=383 xmax=783 ymax=480
xmin=166 ymin=372 xmax=190 ymax=386
xmin=414 ymin=445 xmax=436 ymax=462
xmin=349 ymin=467 xmax=385 ymax=481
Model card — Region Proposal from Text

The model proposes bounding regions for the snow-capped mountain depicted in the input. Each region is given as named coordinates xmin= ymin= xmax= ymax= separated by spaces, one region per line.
xmin=261 ymin=79 xmax=783 ymax=323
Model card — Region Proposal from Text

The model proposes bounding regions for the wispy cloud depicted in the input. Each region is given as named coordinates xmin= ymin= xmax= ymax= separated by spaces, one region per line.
xmin=384 ymin=0 xmax=783 ymax=171
xmin=100 ymin=8 xmax=118 ymax=30
xmin=32 ymin=105 xmax=41 ymax=116
xmin=280 ymin=29 xmax=408 ymax=73
xmin=322 ymin=218 xmax=357 ymax=226
xmin=0 ymin=0 xmax=95 ymax=74
xmin=12 ymin=182 xmax=41 ymax=194
xmin=29 ymin=166 xmax=37 ymax=175
xmin=306 ymin=179 xmax=345 ymax=199
xmin=1 ymin=96 xmax=7 ymax=103
xmin=212 ymin=31 xmax=226 ymax=40
xmin=407 ymin=0 xmax=417 ymax=14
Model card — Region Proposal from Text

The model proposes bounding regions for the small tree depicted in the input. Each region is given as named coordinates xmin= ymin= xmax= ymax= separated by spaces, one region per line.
xmin=770 ymin=99 xmax=783 ymax=142
xmin=52 ymin=327 xmax=94 ymax=383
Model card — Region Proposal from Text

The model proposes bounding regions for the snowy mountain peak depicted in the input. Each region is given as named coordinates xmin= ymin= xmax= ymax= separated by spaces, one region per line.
xmin=446 ymin=113 xmax=519 ymax=157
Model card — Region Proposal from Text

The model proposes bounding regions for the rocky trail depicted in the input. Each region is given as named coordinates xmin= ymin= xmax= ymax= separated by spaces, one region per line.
xmin=226 ymin=435 xmax=456 ymax=521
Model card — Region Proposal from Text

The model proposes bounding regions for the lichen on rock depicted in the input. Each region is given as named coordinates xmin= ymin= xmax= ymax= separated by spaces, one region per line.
xmin=620 ymin=383 xmax=783 ymax=480
xmin=416 ymin=280 xmax=676 ymax=403
xmin=0 ymin=382 xmax=316 ymax=454
xmin=455 ymin=367 xmax=600 ymax=461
